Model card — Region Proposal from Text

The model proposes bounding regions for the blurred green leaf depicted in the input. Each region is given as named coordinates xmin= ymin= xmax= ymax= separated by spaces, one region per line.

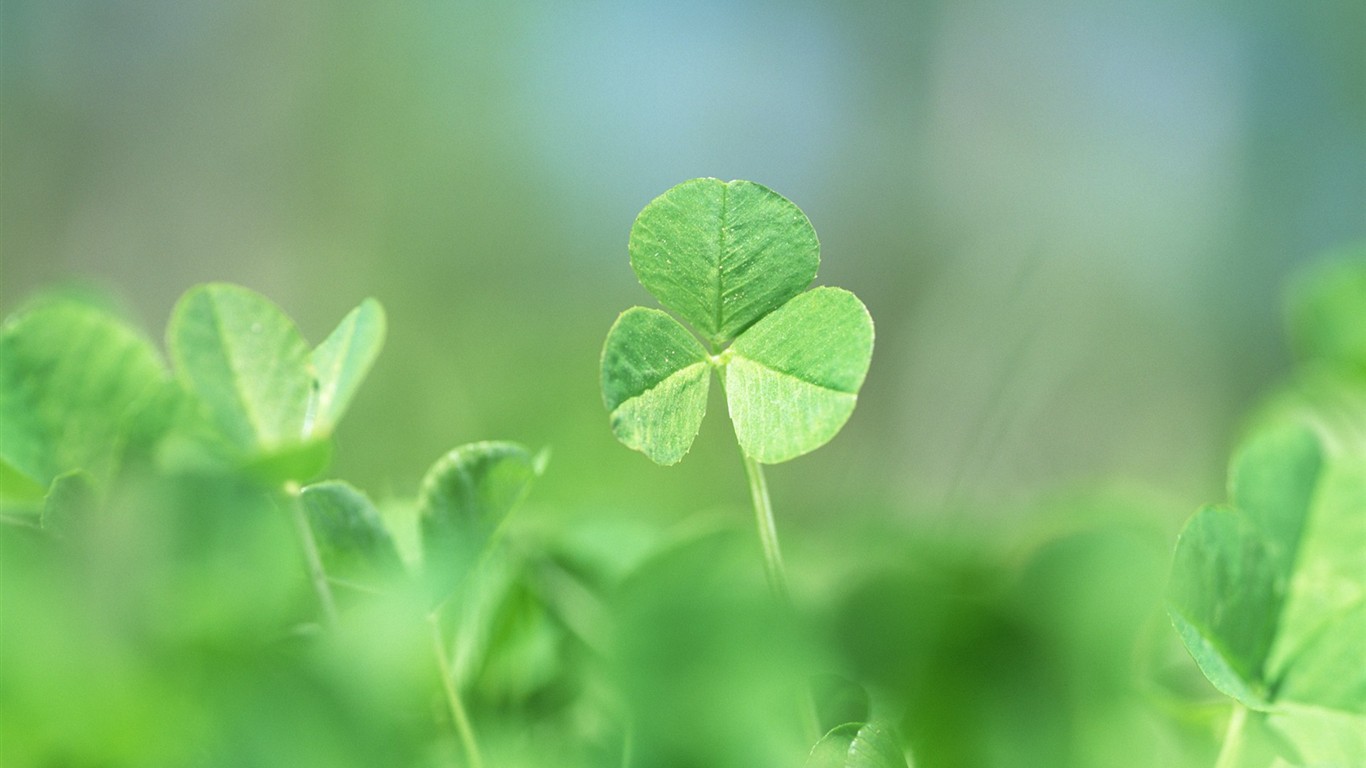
xmin=1168 ymin=426 xmax=1322 ymax=708
xmin=167 ymin=283 xmax=313 ymax=456
xmin=1168 ymin=423 xmax=1366 ymax=762
xmin=629 ymin=178 xmax=818 ymax=345
xmin=0 ymin=297 xmax=168 ymax=499
xmin=300 ymin=480 xmax=403 ymax=590
xmin=726 ymin=287 xmax=874 ymax=463
xmin=812 ymin=675 xmax=872 ymax=736
xmin=805 ymin=722 xmax=909 ymax=768
xmin=419 ymin=441 xmax=540 ymax=603
xmin=308 ymin=298 xmax=386 ymax=437
xmin=600 ymin=307 xmax=711 ymax=465
xmin=1287 ymin=247 xmax=1366 ymax=379
xmin=40 ymin=470 xmax=98 ymax=539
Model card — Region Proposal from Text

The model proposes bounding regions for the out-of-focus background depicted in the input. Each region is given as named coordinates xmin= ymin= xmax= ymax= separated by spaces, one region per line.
xmin=5 ymin=0 xmax=1362 ymax=521
xmin=2 ymin=2 xmax=1363 ymax=766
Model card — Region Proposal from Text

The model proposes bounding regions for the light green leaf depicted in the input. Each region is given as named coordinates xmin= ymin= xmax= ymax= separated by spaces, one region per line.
xmin=805 ymin=722 xmax=909 ymax=768
xmin=419 ymin=441 xmax=541 ymax=602
xmin=41 ymin=470 xmax=98 ymax=540
xmin=167 ymin=283 xmax=313 ymax=457
xmin=1168 ymin=422 xmax=1366 ymax=742
xmin=1287 ymin=247 xmax=1366 ymax=379
xmin=0 ymin=297 xmax=168 ymax=497
xmin=725 ymin=287 xmax=874 ymax=463
xmin=601 ymin=307 xmax=711 ymax=465
xmin=629 ymin=178 xmax=819 ymax=345
xmin=300 ymin=480 xmax=403 ymax=588
xmin=307 ymin=298 xmax=386 ymax=437
xmin=1266 ymin=704 xmax=1366 ymax=767
xmin=1269 ymin=457 xmax=1366 ymax=715
xmin=1167 ymin=505 xmax=1282 ymax=707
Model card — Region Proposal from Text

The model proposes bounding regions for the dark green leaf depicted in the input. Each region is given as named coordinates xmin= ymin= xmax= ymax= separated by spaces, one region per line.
xmin=725 ymin=287 xmax=874 ymax=463
xmin=805 ymin=722 xmax=908 ymax=768
xmin=629 ymin=178 xmax=818 ymax=345
xmin=419 ymin=441 xmax=541 ymax=602
xmin=0 ymin=297 xmax=168 ymax=497
xmin=307 ymin=298 xmax=386 ymax=437
xmin=300 ymin=480 xmax=403 ymax=588
xmin=600 ymin=307 xmax=711 ymax=465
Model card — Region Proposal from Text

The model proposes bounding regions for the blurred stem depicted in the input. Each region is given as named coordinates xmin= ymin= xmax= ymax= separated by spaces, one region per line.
xmin=740 ymin=453 xmax=821 ymax=743
xmin=1214 ymin=703 xmax=1247 ymax=768
xmin=429 ymin=613 xmax=485 ymax=768
xmin=286 ymin=486 xmax=337 ymax=628
xmin=742 ymin=454 xmax=790 ymax=601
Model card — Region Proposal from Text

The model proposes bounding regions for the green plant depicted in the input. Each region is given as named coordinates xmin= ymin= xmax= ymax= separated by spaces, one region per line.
xmin=1166 ymin=253 xmax=1366 ymax=768
xmin=599 ymin=178 xmax=892 ymax=760
xmin=1 ymin=284 xmax=547 ymax=768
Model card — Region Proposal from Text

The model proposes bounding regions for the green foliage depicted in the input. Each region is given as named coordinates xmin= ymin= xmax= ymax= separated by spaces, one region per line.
xmin=805 ymin=722 xmax=909 ymax=768
xmin=1166 ymin=253 xmax=1366 ymax=766
xmin=602 ymin=178 xmax=874 ymax=465
xmin=0 ymin=296 xmax=168 ymax=502
xmin=309 ymin=298 xmax=387 ymax=436
xmin=600 ymin=307 xmax=711 ymax=465
xmin=629 ymin=177 xmax=819 ymax=346
xmin=167 ymin=284 xmax=385 ymax=484
xmin=1286 ymin=245 xmax=1366 ymax=380
xmin=300 ymin=480 xmax=403 ymax=590
xmin=419 ymin=441 xmax=543 ymax=604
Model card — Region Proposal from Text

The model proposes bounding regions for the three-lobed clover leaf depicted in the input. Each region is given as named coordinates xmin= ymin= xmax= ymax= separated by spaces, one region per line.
xmin=602 ymin=178 xmax=874 ymax=466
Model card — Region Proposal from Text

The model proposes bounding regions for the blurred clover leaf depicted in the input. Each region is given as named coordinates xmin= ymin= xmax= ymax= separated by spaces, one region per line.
xmin=0 ymin=296 xmax=170 ymax=503
xmin=804 ymin=721 xmax=909 ymax=768
xmin=1167 ymin=424 xmax=1365 ymax=765
xmin=167 ymin=283 xmax=385 ymax=484
xmin=601 ymin=178 xmax=873 ymax=465
xmin=419 ymin=441 xmax=545 ymax=605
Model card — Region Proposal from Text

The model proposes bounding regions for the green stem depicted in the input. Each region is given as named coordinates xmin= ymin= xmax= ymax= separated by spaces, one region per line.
xmin=740 ymin=453 xmax=821 ymax=743
xmin=287 ymin=487 xmax=337 ymax=628
xmin=742 ymin=453 xmax=791 ymax=602
xmin=1214 ymin=702 xmax=1247 ymax=768
xmin=429 ymin=614 xmax=485 ymax=768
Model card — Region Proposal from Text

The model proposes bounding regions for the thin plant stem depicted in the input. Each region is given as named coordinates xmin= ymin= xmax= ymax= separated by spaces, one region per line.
xmin=429 ymin=613 xmax=485 ymax=768
xmin=286 ymin=486 xmax=337 ymax=629
xmin=1214 ymin=702 xmax=1248 ymax=768
xmin=740 ymin=452 xmax=822 ymax=743
xmin=742 ymin=453 xmax=791 ymax=601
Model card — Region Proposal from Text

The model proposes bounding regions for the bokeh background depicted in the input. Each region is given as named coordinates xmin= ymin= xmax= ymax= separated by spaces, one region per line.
xmin=3 ymin=2 xmax=1363 ymax=766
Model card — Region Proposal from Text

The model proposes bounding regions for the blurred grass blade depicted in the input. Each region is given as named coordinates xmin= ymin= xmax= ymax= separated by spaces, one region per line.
xmin=307 ymin=298 xmax=386 ymax=437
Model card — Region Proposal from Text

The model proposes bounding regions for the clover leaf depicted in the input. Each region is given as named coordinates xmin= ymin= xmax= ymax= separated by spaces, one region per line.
xmin=602 ymin=178 xmax=873 ymax=466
